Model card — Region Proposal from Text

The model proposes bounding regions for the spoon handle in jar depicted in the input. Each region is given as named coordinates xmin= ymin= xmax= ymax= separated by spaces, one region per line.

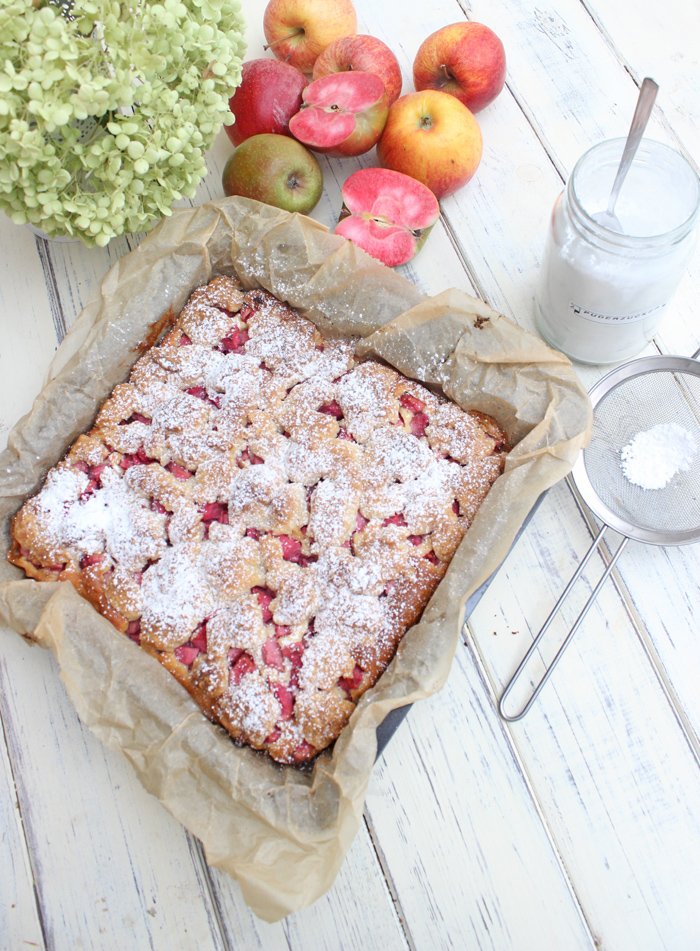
xmin=606 ymin=77 xmax=659 ymax=217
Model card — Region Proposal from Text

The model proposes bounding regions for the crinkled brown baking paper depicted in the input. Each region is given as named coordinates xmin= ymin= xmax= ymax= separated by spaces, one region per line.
xmin=0 ymin=197 xmax=591 ymax=921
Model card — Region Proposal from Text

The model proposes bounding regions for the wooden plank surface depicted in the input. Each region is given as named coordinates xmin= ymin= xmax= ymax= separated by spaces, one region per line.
xmin=365 ymin=647 xmax=595 ymax=950
xmin=0 ymin=700 xmax=45 ymax=951
xmin=0 ymin=228 xmax=58 ymax=447
xmin=580 ymin=0 xmax=700 ymax=162
xmin=1 ymin=0 xmax=699 ymax=948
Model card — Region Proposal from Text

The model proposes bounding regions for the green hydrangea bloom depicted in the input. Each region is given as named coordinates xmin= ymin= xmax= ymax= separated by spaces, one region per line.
xmin=0 ymin=0 xmax=246 ymax=245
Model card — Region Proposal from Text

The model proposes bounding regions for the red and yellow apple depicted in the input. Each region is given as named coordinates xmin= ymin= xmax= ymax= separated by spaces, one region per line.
xmin=312 ymin=34 xmax=403 ymax=105
xmin=226 ymin=58 xmax=307 ymax=146
xmin=263 ymin=0 xmax=357 ymax=74
xmin=413 ymin=22 xmax=506 ymax=113
xmin=377 ymin=90 xmax=482 ymax=198
xmin=221 ymin=134 xmax=323 ymax=214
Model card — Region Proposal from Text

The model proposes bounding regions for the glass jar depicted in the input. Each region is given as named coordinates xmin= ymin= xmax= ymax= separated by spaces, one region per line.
xmin=535 ymin=138 xmax=700 ymax=364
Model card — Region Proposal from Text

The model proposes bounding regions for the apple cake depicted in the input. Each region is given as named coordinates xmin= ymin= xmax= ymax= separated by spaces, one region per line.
xmin=9 ymin=275 xmax=508 ymax=765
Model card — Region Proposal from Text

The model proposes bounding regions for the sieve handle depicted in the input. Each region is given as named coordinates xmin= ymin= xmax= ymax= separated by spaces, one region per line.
xmin=498 ymin=526 xmax=629 ymax=721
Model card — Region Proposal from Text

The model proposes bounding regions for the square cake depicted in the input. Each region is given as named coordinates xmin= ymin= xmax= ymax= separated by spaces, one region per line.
xmin=9 ymin=276 xmax=507 ymax=764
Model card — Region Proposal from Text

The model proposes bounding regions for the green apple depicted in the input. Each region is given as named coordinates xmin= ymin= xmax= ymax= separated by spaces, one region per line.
xmin=221 ymin=133 xmax=323 ymax=214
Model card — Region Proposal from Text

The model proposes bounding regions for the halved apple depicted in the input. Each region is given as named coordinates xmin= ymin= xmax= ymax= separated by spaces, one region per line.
xmin=289 ymin=71 xmax=388 ymax=157
xmin=334 ymin=167 xmax=440 ymax=267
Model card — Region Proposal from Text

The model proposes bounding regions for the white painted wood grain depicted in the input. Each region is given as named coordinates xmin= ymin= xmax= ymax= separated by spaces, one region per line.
xmin=580 ymin=0 xmax=700 ymax=163
xmin=0 ymin=220 xmax=59 ymax=449
xmin=0 ymin=711 xmax=45 ymax=950
xmin=36 ymin=235 xmax=135 ymax=343
xmin=365 ymin=648 xmax=596 ymax=951
xmin=591 ymin=536 xmax=700 ymax=744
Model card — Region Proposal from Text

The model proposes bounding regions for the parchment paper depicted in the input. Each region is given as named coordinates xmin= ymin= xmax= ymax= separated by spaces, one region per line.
xmin=0 ymin=197 xmax=591 ymax=921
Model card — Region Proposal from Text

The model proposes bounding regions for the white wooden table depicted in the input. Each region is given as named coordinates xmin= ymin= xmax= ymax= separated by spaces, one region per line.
xmin=2 ymin=1 xmax=699 ymax=948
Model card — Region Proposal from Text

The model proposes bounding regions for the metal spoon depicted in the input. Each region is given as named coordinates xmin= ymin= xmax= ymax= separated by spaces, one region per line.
xmin=594 ymin=77 xmax=659 ymax=232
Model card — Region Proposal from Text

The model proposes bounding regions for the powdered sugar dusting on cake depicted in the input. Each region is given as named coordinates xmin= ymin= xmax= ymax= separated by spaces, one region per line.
xmin=402 ymin=458 xmax=454 ymax=530
xmin=308 ymin=478 xmax=359 ymax=548
xmin=245 ymin=291 xmax=354 ymax=387
xmin=224 ymin=671 xmax=279 ymax=745
xmin=272 ymin=569 xmax=319 ymax=626
xmin=338 ymin=363 xmax=397 ymax=441
xmin=26 ymin=466 xmax=165 ymax=570
xmin=29 ymin=467 xmax=89 ymax=544
xmin=365 ymin=426 xmax=433 ymax=483
xmin=141 ymin=543 xmax=216 ymax=646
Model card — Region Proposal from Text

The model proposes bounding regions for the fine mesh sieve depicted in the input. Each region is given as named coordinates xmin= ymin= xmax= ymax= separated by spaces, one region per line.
xmin=499 ymin=349 xmax=700 ymax=721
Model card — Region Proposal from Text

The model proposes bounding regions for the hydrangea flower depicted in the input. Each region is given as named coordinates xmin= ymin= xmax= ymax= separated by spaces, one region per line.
xmin=0 ymin=0 xmax=246 ymax=246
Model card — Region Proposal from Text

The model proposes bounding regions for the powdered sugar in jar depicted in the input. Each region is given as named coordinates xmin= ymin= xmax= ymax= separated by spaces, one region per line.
xmin=536 ymin=139 xmax=699 ymax=364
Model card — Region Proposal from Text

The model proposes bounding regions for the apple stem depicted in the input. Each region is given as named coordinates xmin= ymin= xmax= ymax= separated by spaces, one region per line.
xmin=439 ymin=63 xmax=453 ymax=84
xmin=263 ymin=28 xmax=304 ymax=53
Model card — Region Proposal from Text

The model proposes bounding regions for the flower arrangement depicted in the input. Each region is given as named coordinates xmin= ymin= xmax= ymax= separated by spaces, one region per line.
xmin=0 ymin=0 xmax=246 ymax=246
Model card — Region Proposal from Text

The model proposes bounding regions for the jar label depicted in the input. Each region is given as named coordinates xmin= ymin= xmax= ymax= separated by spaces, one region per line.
xmin=568 ymin=300 xmax=667 ymax=324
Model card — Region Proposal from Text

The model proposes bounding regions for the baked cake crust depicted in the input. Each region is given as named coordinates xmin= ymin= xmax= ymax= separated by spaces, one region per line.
xmin=9 ymin=276 xmax=507 ymax=765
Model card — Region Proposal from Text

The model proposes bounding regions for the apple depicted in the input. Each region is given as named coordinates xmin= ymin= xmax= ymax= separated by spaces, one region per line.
xmin=226 ymin=59 xmax=307 ymax=146
xmin=413 ymin=22 xmax=506 ymax=113
xmin=263 ymin=0 xmax=357 ymax=74
xmin=312 ymin=34 xmax=403 ymax=105
xmin=377 ymin=90 xmax=482 ymax=198
xmin=289 ymin=72 xmax=388 ymax=157
xmin=221 ymin=134 xmax=323 ymax=214
xmin=335 ymin=167 xmax=439 ymax=267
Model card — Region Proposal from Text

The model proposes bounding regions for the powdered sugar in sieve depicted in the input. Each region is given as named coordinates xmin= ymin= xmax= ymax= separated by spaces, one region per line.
xmin=620 ymin=423 xmax=696 ymax=490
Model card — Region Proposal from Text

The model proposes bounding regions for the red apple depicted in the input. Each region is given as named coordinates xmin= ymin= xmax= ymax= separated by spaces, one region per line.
xmin=226 ymin=59 xmax=307 ymax=146
xmin=289 ymin=72 xmax=388 ymax=157
xmin=263 ymin=0 xmax=357 ymax=74
xmin=377 ymin=90 xmax=482 ymax=198
xmin=312 ymin=34 xmax=403 ymax=105
xmin=335 ymin=167 xmax=439 ymax=267
xmin=413 ymin=22 xmax=506 ymax=114
xmin=221 ymin=134 xmax=323 ymax=214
